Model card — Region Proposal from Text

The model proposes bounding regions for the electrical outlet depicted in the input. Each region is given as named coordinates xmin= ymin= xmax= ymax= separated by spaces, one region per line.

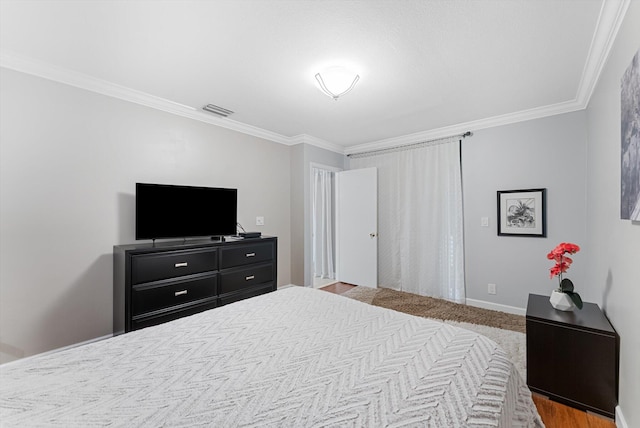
xmin=488 ymin=283 xmax=497 ymax=295
xmin=256 ymin=216 xmax=264 ymax=226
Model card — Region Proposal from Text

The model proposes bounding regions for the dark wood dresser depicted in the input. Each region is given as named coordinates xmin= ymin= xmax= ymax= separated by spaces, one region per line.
xmin=114 ymin=236 xmax=277 ymax=335
xmin=526 ymin=293 xmax=619 ymax=418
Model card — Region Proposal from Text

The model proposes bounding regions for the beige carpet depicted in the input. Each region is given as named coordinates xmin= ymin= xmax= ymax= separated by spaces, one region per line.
xmin=341 ymin=287 xmax=527 ymax=378
xmin=341 ymin=287 xmax=525 ymax=333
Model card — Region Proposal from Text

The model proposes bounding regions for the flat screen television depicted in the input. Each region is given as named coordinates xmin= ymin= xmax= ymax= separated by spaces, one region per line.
xmin=136 ymin=183 xmax=237 ymax=240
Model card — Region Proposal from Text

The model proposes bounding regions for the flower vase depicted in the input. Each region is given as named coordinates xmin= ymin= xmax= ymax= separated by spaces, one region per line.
xmin=549 ymin=289 xmax=575 ymax=311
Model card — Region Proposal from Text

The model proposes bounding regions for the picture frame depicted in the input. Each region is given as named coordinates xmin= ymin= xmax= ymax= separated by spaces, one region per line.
xmin=621 ymin=48 xmax=640 ymax=220
xmin=497 ymin=188 xmax=546 ymax=237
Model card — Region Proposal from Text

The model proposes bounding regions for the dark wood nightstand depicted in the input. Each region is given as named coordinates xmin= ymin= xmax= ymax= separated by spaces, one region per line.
xmin=526 ymin=293 xmax=619 ymax=418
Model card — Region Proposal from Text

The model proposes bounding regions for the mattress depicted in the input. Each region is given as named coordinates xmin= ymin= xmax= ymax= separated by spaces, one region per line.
xmin=0 ymin=286 xmax=543 ymax=427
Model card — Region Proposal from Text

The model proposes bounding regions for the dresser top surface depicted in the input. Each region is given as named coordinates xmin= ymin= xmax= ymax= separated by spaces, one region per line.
xmin=115 ymin=236 xmax=276 ymax=252
xmin=526 ymin=294 xmax=616 ymax=335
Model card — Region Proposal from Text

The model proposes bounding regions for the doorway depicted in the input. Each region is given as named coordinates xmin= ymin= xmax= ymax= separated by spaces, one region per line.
xmin=310 ymin=163 xmax=341 ymax=288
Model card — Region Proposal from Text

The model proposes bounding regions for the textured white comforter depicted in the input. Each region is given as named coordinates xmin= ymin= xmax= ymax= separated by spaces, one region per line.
xmin=0 ymin=287 xmax=543 ymax=427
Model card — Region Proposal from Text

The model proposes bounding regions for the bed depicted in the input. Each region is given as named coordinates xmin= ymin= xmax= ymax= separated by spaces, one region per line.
xmin=0 ymin=286 xmax=543 ymax=427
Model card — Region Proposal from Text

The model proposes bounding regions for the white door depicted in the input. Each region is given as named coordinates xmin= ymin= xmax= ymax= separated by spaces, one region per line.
xmin=336 ymin=167 xmax=378 ymax=288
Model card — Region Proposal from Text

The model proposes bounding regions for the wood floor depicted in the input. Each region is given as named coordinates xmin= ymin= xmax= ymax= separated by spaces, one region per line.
xmin=320 ymin=283 xmax=616 ymax=428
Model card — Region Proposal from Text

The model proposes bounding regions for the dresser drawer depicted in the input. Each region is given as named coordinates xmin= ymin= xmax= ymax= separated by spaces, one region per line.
xmin=132 ymin=300 xmax=217 ymax=331
xmin=131 ymin=248 xmax=218 ymax=284
xmin=220 ymin=243 xmax=273 ymax=269
xmin=132 ymin=274 xmax=217 ymax=315
xmin=219 ymin=284 xmax=274 ymax=306
xmin=219 ymin=264 xmax=273 ymax=295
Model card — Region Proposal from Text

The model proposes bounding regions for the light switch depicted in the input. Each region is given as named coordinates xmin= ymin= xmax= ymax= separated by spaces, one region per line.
xmin=256 ymin=216 xmax=264 ymax=226
xmin=481 ymin=217 xmax=489 ymax=227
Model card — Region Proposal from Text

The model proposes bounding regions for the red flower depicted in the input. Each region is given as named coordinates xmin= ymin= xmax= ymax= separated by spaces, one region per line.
xmin=547 ymin=242 xmax=580 ymax=280
xmin=558 ymin=242 xmax=580 ymax=254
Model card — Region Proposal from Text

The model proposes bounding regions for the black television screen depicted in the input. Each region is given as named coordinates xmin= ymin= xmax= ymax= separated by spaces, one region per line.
xmin=136 ymin=183 xmax=237 ymax=240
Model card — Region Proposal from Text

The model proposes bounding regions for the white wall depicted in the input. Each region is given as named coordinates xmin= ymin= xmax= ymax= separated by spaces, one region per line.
xmin=584 ymin=2 xmax=640 ymax=426
xmin=290 ymin=144 xmax=306 ymax=285
xmin=0 ymin=68 xmax=292 ymax=363
xmin=462 ymin=111 xmax=588 ymax=309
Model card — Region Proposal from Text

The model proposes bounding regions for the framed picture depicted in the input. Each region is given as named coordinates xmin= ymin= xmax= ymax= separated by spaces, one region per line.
xmin=621 ymin=48 xmax=640 ymax=220
xmin=497 ymin=188 xmax=546 ymax=237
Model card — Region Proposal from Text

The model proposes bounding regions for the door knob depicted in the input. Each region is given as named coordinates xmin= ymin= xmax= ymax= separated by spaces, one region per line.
xmin=370 ymin=233 xmax=377 ymax=238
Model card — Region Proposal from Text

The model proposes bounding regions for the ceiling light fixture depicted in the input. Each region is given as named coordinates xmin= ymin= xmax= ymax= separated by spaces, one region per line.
xmin=314 ymin=66 xmax=360 ymax=100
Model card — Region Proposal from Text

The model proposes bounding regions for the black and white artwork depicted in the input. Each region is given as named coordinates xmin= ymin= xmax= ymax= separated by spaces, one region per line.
xmin=497 ymin=188 xmax=546 ymax=237
xmin=506 ymin=197 xmax=535 ymax=228
xmin=621 ymin=48 xmax=640 ymax=221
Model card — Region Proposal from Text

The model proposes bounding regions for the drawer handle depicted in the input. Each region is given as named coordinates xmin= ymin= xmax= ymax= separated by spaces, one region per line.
xmin=175 ymin=290 xmax=188 ymax=297
xmin=245 ymin=275 xmax=255 ymax=281
xmin=175 ymin=262 xmax=188 ymax=268
xmin=245 ymin=253 xmax=256 ymax=257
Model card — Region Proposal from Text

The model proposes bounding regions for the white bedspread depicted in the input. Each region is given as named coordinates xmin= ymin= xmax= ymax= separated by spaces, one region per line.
xmin=0 ymin=287 xmax=543 ymax=427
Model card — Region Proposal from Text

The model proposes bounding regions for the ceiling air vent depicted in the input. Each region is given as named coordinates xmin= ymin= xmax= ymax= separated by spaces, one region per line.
xmin=202 ymin=104 xmax=234 ymax=117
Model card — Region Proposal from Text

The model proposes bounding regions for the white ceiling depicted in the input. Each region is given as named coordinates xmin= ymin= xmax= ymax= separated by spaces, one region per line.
xmin=0 ymin=0 xmax=626 ymax=153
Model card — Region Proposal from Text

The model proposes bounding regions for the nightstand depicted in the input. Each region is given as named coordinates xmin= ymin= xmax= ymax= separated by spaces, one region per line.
xmin=526 ymin=293 xmax=619 ymax=418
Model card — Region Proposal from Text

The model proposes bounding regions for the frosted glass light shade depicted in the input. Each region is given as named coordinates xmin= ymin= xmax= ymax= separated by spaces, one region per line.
xmin=315 ymin=66 xmax=360 ymax=100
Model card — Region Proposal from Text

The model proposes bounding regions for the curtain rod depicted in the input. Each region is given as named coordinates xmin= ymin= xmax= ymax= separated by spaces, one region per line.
xmin=347 ymin=131 xmax=472 ymax=158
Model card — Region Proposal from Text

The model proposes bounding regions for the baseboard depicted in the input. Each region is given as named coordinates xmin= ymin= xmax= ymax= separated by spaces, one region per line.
xmin=465 ymin=298 xmax=526 ymax=316
xmin=0 ymin=334 xmax=112 ymax=367
xmin=41 ymin=334 xmax=113 ymax=356
xmin=616 ymin=405 xmax=628 ymax=428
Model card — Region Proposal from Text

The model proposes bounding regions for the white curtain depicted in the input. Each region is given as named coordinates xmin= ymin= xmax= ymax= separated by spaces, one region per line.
xmin=350 ymin=139 xmax=465 ymax=302
xmin=312 ymin=168 xmax=335 ymax=280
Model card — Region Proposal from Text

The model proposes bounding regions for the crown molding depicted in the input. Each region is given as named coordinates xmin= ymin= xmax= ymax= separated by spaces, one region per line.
xmin=575 ymin=0 xmax=630 ymax=108
xmin=0 ymin=50 xmax=295 ymax=146
xmin=0 ymin=50 xmax=350 ymax=152
xmin=289 ymin=134 xmax=346 ymax=154
xmin=346 ymin=99 xmax=583 ymax=155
